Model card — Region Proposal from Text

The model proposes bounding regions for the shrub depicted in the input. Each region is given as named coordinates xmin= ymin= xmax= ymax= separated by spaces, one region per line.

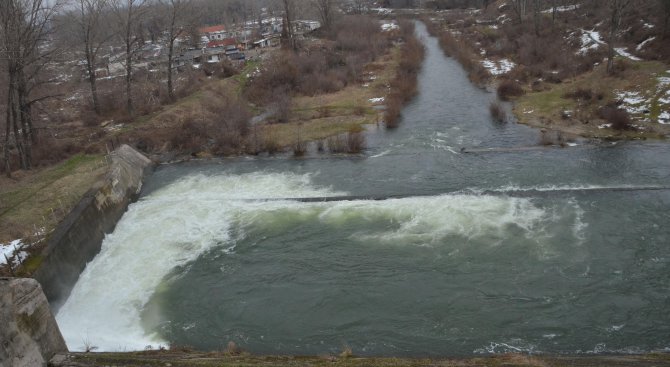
xmin=327 ymin=131 xmax=365 ymax=153
xmin=384 ymin=32 xmax=425 ymax=129
xmin=563 ymin=88 xmax=594 ymax=101
xmin=497 ymin=80 xmax=525 ymax=101
xmin=598 ymin=105 xmax=633 ymax=130
xmin=489 ymin=102 xmax=506 ymax=123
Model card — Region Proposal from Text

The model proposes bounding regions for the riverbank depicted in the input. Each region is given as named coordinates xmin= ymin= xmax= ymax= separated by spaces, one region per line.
xmin=420 ymin=3 xmax=670 ymax=140
xmin=50 ymin=351 xmax=670 ymax=367
xmin=0 ymin=17 xmax=423 ymax=277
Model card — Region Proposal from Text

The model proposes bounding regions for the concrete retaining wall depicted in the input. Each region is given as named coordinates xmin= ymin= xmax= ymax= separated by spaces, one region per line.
xmin=33 ymin=145 xmax=153 ymax=310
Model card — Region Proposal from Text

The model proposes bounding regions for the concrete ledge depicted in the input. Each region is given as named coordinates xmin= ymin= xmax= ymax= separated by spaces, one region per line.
xmin=0 ymin=278 xmax=67 ymax=367
xmin=33 ymin=145 xmax=154 ymax=310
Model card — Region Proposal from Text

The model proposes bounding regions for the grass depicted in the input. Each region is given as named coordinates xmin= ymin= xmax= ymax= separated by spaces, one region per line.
xmin=514 ymin=61 xmax=670 ymax=139
xmin=261 ymin=116 xmax=370 ymax=148
xmin=0 ymin=154 xmax=106 ymax=244
xmin=53 ymin=351 xmax=670 ymax=367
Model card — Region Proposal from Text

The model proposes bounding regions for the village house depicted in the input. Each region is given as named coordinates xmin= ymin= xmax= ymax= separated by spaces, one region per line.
xmin=199 ymin=25 xmax=228 ymax=41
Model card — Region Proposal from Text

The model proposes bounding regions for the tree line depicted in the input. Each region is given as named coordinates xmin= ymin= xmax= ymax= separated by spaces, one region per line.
xmin=0 ymin=0 xmax=366 ymax=177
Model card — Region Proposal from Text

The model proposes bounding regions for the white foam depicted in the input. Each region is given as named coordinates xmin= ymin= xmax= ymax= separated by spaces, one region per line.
xmin=56 ymin=173 xmax=589 ymax=352
xmin=370 ymin=150 xmax=391 ymax=158
xmin=56 ymin=172 xmax=343 ymax=352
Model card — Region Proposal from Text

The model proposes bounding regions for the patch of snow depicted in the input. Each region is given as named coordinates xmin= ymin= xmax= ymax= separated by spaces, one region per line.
xmin=542 ymin=4 xmax=580 ymax=13
xmin=643 ymin=22 xmax=655 ymax=29
xmin=369 ymin=97 xmax=385 ymax=104
xmin=636 ymin=37 xmax=655 ymax=51
xmin=578 ymin=29 xmax=604 ymax=55
xmin=104 ymin=123 xmax=125 ymax=133
xmin=488 ymin=25 xmax=499 ymax=30
xmin=615 ymin=91 xmax=649 ymax=115
xmin=598 ymin=123 xmax=612 ymax=129
xmin=658 ymin=77 xmax=670 ymax=89
xmin=566 ymin=142 xmax=578 ymax=147
xmin=362 ymin=83 xmax=370 ymax=88
xmin=481 ymin=58 xmax=515 ymax=76
xmin=381 ymin=21 xmax=399 ymax=32
xmin=1 ymin=239 xmax=28 ymax=267
xmin=372 ymin=7 xmax=392 ymax=15
xmin=659 ymin=111 xmax=670 ymax=125
xmin=615 ymin=47 xmax=642 ymax=61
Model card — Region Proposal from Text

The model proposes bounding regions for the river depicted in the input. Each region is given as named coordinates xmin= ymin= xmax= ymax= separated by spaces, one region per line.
xmin=56 ymin=22 xmax=670 ymax=356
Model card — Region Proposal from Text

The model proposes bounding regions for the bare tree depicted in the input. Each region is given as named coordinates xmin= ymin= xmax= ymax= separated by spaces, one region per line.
xmin=607 ymin=0 xmax=631 ymax=74
xmin=351 ymin=0 xmax=371 ymax=14
xmin=532 ymin=0 xmax=541 ymax=35
xmin=158 ymin=0 xmax=197 ymax=102
xmin=509 ymin=0 xmax=529 ymax=23
xmin=281 ymin=0 xmax=297 ymax=50
xmin=1 ymin=0 xmax=65 ymax=175
xmin=110 ymin=0 xmax=148 ymax=116
xmin=311 ymin=0 xmax=336 ymax=31
xmin=67 ymin=0 xmax=112 ymax=115
xmin=661 ymin=0 xmax=670 ymax=38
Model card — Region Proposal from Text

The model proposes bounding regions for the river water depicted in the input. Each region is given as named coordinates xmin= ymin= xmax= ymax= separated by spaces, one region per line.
xmin=56 ymin=22 xmax=670 ymax=356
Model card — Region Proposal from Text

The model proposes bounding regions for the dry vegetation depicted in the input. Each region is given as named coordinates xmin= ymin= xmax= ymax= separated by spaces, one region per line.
xmin=385 ymin=20 xmax=426 ymax=128
xmin=50 ymin=350 xmax=670 ymax=367
xmin=423 ymin=0 xmax=670 ymax=139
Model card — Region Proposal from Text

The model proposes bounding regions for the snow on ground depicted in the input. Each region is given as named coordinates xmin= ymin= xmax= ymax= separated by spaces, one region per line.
xmin=598 ymin=123 xmax=612 ymax=129
xmin=615 ymin=47 xmax=642 ymax=61
xmin=616 ymin=91 xmax=649 ymax=114
xmin=372 ymin=8 xmax=392 ymax=15
xmin=369 ymin=97 xmax=385 ymax=104
xmin=637 ymin=37 xmax=655 ymax=51
xmin=659 ymin=111 xmax=670 ymax=125
xmin=381 ymin=21 xmax=399 ymax=32
xmin=578 ymin=29 xmax=604 ymax=55
xmin=0 ymin=239 xmax=28 ymax=268
xmin=542 ymin=4 xmax=580 ymax=13
xmin=481 ymin=58 xmax=515 ymax=76
xmin=659 ymin=90 xmax=670 ymax=105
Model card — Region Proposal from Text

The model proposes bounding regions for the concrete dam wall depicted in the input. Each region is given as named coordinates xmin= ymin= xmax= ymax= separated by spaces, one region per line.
xmin=33 ymin=145 xmax=153 ymax=310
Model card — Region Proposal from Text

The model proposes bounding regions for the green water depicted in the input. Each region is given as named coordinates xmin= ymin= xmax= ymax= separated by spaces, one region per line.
xmin=56 ymin=22 xmax=670 ymax=356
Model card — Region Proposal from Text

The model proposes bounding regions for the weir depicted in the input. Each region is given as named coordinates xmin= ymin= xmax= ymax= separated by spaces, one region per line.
xmin=224 ymin=185 xmax=670 ymax=203
xmin=51 ymin=21 xmax=670 ymax=357
xmin=33 ymin=145 xmax=153 ymax=310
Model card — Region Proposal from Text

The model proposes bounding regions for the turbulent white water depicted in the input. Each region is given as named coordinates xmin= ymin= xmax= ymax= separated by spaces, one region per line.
xmin=55 ymin=172 xmax=341 ymax=351
xmin=56 ymin=171 xmax=564 ymax=351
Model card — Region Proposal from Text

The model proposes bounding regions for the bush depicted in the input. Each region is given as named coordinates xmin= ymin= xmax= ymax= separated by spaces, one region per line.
xmin=598 ymin=105 xmax=633 ymax=130
xmin=327 ymin=131 xmax=365 ymax=153
xmin=497 ymin=80 xmax=525 ymax=101
xmin=384 ymin=33 xmax=425 ymax=129
xmin=489 ymin=102 xmax=506 ymax=123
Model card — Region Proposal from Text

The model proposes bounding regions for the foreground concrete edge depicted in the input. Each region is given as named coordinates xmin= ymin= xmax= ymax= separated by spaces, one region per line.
xmin=0 ymin=278 xmax=67 ymax=367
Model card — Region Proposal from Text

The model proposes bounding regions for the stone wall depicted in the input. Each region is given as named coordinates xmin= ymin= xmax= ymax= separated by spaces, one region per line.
xmin=0 ymin=278 xmax=67 ymax=367
xmin=33 ymin=145 xmax=153 ymax=310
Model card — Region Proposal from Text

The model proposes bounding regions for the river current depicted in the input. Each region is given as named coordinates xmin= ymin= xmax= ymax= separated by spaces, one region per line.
xmin=56 ymin=22 xmax=670 ymax=356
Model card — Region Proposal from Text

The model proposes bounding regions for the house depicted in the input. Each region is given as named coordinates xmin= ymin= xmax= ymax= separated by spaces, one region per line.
xmin=199 ymin=25 xmax=228 ymax=41
xmin=207 ymin=38 xmax=237 ymax=49
xmin=252 ymin=35 xmax=280 ymax=48
xmin=224 ymin=45 xmax=245 ymax=61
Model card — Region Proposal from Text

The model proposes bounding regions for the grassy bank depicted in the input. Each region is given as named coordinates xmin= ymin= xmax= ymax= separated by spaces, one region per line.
xmin=422 ymin=4 xmax=670 ymax=140
xmin=0 ymin=154 xmax=106 ymax=275
xmin=52 ymin=351 xmax=670 ymax=367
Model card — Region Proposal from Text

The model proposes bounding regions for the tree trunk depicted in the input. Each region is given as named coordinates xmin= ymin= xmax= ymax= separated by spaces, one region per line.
xmin=125 ymin=41 xmax=133 ymax=116
xmin=4 ymin=81 xmax=12 ymax=178
xmin=85 ymin=46 xmax=101 ymax=114
xmin=167 ymin=38 xmax=175 ymax=101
